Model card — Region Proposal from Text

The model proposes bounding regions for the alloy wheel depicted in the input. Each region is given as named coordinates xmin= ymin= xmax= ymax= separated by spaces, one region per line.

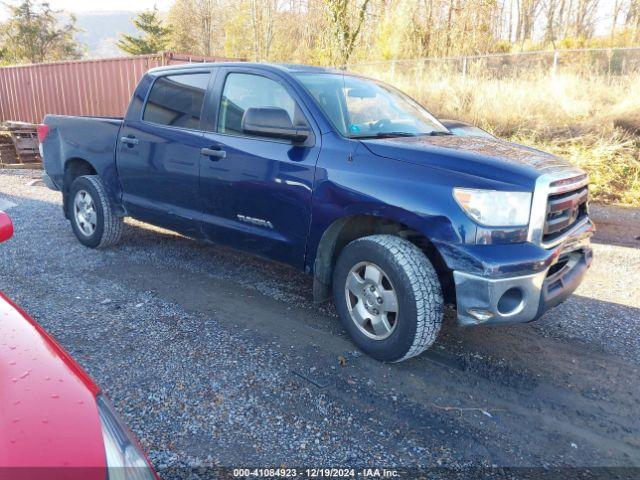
xmin=344 ymin=261 xmax=399 ymax=340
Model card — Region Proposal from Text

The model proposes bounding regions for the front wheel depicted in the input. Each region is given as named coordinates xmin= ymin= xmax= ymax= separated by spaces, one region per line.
xmin=333 ymin=235 xmax=443 ymax=362
xmin=67 ymin=175 xmax=123 ymax=248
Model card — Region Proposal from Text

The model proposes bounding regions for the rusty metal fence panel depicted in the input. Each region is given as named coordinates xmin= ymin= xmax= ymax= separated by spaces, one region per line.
xmin=0 ymin=52 xmax=238 ymax=124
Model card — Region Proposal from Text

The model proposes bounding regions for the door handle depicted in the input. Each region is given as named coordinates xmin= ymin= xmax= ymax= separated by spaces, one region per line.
xmin=201 ymin=147 xmax=226 ymax=160
xmin=121 ymin=136 xmax=139 ymax=146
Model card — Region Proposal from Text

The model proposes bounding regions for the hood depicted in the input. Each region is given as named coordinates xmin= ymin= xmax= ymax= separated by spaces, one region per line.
xmin=0 ymin=292 xmax=106 ymax=476
xmin=361 ymin=135 xmax=579 ymax=187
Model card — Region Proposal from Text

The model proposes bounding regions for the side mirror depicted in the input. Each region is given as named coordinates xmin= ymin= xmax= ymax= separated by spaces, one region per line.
xmin=242 ymin=107 xmax=309 ymax=143
xmin=0 ymin=212 xmax=13 ymax=243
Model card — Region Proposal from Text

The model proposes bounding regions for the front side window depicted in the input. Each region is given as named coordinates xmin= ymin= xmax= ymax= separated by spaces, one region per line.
xmin=143 ymin=73 xmax=210 ymax=130
xmin=295 ymin=73 xmax=448 ymax=138
xmin=218 ymin=73 xmax=298 ymax=136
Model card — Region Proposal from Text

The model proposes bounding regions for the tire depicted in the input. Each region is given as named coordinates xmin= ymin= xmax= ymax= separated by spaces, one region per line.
xmin=332 ymin=234 xmax=443 ymax=362
xmin=67 ymin=175 xmax=123 ymax=249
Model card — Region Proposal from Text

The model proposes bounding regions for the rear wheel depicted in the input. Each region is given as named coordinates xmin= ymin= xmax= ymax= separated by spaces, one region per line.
xmin=68 ymin=175 xmax=123 ymax=248
xmin=333 ymin=234 xmax=443 ymax=362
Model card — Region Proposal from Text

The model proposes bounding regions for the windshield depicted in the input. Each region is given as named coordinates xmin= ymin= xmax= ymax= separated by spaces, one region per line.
xmin=295 ymin=73 xmax=449 ymax=139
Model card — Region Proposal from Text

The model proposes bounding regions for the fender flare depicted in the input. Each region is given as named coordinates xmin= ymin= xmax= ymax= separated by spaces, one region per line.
xmin=310 ymin=208 xmax=457 ymax=303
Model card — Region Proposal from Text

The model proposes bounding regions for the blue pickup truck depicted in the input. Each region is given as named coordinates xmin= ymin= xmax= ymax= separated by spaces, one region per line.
xmin=40 ymin=62 xmax=594 ymax=362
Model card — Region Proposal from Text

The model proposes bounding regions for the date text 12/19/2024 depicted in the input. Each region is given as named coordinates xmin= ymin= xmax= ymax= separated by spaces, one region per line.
xmin=232 ymin=468 xmax=400 ymax=478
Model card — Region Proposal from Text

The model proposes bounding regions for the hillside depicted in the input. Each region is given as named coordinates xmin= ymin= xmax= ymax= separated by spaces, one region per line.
xmin=74 ymin=11 xmax=140 ymax=58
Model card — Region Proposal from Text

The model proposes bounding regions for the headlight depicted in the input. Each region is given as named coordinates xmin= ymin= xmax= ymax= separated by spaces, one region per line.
xmin=453 ymin=188 xmax=532 ymax=227
xmin=97 ymin=395 xmax=157 ymax=480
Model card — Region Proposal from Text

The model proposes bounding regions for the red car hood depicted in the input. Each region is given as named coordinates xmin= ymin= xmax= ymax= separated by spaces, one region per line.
xmin=0 ymin=292 xmax=106 ymax=478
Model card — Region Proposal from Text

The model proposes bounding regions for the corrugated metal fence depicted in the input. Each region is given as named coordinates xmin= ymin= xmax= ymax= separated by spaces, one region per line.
xmin=0 ymin=52 xmax=238 ymax=124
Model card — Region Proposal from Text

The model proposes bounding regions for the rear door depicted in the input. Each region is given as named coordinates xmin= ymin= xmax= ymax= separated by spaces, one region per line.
xmin=117 ymin=69 xmax=213 ymax=236
xmin=199 ymin=68 xmax=321 ymax=268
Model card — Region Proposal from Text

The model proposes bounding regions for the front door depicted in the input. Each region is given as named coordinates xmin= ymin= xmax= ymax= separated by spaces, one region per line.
xmin=117 ymin=70 xmax=212 ymax=236
xmin=199 ymin=69 xmax=320 ymax=268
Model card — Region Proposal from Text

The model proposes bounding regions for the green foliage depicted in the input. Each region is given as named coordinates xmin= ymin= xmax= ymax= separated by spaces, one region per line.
xmin=0 ymin=0 xmax=83 ymax=64
xmin=166 ymin=0 xmax=199 ymax=54
xmin=223 ymin=2 xmax=253 ymax=60
xmin=531 ymin=133 xmax=640 ymax=206
xmin=162 ymin=0 xmax=640 ymax=67
xmin=323 ymin=0 xmax=371 ymax=67
xmin=492 ymin=40 xmax=513 ymax=53
xmin=557 ymin=36 xmax=589 ymax=50
xmin=117 ymin=6 xmax=172 ymax=55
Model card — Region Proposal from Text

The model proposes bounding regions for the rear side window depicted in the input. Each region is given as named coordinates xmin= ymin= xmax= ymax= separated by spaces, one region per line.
xmin=218 ymin=73 xmax=298 ymax=136
xmin=143 ymin=73 xmax=210 ymax=129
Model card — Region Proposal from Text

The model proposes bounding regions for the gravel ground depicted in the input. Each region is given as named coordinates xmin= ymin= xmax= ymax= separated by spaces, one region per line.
xmin=1 ymin=169 xmax=639 ymax=478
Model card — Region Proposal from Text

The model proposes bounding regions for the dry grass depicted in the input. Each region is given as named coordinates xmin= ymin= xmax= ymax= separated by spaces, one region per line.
xmin=355 ymin=65 xmax=640 ymax=206
xmin=520 ymin=132 xmax=640 ymax=206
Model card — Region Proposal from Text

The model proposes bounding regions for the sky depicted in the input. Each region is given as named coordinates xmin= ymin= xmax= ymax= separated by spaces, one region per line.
xmin=0 ymin=0 xmax=173 ymax=19
xmin=42 ymin=0 xmax=174 ymax=13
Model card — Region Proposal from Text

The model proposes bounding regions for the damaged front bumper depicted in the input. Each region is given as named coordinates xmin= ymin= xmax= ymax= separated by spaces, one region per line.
xmin=454 ymin=219 xmax=594 ymax=326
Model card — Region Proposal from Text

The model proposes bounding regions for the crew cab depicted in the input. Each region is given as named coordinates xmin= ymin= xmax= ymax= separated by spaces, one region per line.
xmin=0 ymin=210 xmax=158 ymax=479
xmin=40 ymin=63 xmax=594 ymax=362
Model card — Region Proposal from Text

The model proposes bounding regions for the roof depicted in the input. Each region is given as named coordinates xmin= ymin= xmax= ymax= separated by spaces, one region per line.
xmin=148 ymin=61 xmax=344 ymax=75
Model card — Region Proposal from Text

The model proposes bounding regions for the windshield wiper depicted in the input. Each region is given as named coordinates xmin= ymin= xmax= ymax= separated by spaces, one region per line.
xmin=353 ymin=132 xmax=418 ymax=139
xmin=354 ymin=130 xmax=453 ymax=139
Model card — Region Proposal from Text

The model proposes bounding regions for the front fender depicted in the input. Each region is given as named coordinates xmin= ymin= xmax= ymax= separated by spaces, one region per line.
xmin=305 ymin=139 xmax=478 ymax=274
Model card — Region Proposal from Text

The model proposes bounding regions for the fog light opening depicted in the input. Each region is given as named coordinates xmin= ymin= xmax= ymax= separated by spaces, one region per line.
xmin=497 ymin=287 xmax=524 ymax=316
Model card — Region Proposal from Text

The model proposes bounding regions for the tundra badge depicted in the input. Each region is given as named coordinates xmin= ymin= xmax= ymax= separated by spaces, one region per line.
xmin=237 ymin=214 xmax=274 ymax=229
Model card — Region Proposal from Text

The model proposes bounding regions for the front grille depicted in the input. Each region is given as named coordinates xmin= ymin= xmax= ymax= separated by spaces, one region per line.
xmin=543 ymin=185 xmax=588 ymax=244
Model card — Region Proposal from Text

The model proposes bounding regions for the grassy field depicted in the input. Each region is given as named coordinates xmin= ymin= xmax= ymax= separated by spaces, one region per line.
xmin=355 ymin=65 xmax=640 ymax=206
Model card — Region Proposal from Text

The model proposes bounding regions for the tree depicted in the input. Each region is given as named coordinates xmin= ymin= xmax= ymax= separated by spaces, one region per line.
xmin=573 ymin=0 xmax=598 ymax=38
xmin=167 ymin=0 xmax=223 ymax=57
xmin=167 ymin=0 xmax=198 ymax=54
xmin=117 ymin=6 xmax=172 ymax=55
xmin=516 ymin=0 xmax=543 ymax=48
xmin=223 ymin=1 xmax=254 ymax=59
xmin=544 ymin=0 xmax=555 ymax=45
xmin=249 ymin=0 xmax=278 ymax=61
xmin=0 ymin=0 xmax=82 ymax=64
xmin=160 ymin=0 xmax=640 ymax=65
xmin=323 ymin=0 xmax=372 ymax=67
xmin=627 ymin=0 xmax=640 ymax=42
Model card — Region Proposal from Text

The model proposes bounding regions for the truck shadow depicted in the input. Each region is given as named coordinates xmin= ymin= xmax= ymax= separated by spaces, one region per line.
xmin=115 ymin=216 xmax=640 ymax=372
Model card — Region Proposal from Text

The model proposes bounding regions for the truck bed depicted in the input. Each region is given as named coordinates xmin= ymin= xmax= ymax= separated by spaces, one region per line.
xmin=42 ymin=114 xmax=123 ymax=195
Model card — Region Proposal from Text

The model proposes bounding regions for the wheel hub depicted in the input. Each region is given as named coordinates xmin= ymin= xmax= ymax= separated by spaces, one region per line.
xmin=344 ymin=261 xmax=399 ymax=341
xmin=73 ymin=190 xmax=97 ymax=237
xmin=363 ymin=284 xmax=382 ymax=312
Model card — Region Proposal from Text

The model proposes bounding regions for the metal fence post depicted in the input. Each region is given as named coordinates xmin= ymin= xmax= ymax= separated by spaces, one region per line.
xmin=462 ymin=57 xmax=467 ymax=81
xmin=552 ymin=50 xmax=558 ymax=77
